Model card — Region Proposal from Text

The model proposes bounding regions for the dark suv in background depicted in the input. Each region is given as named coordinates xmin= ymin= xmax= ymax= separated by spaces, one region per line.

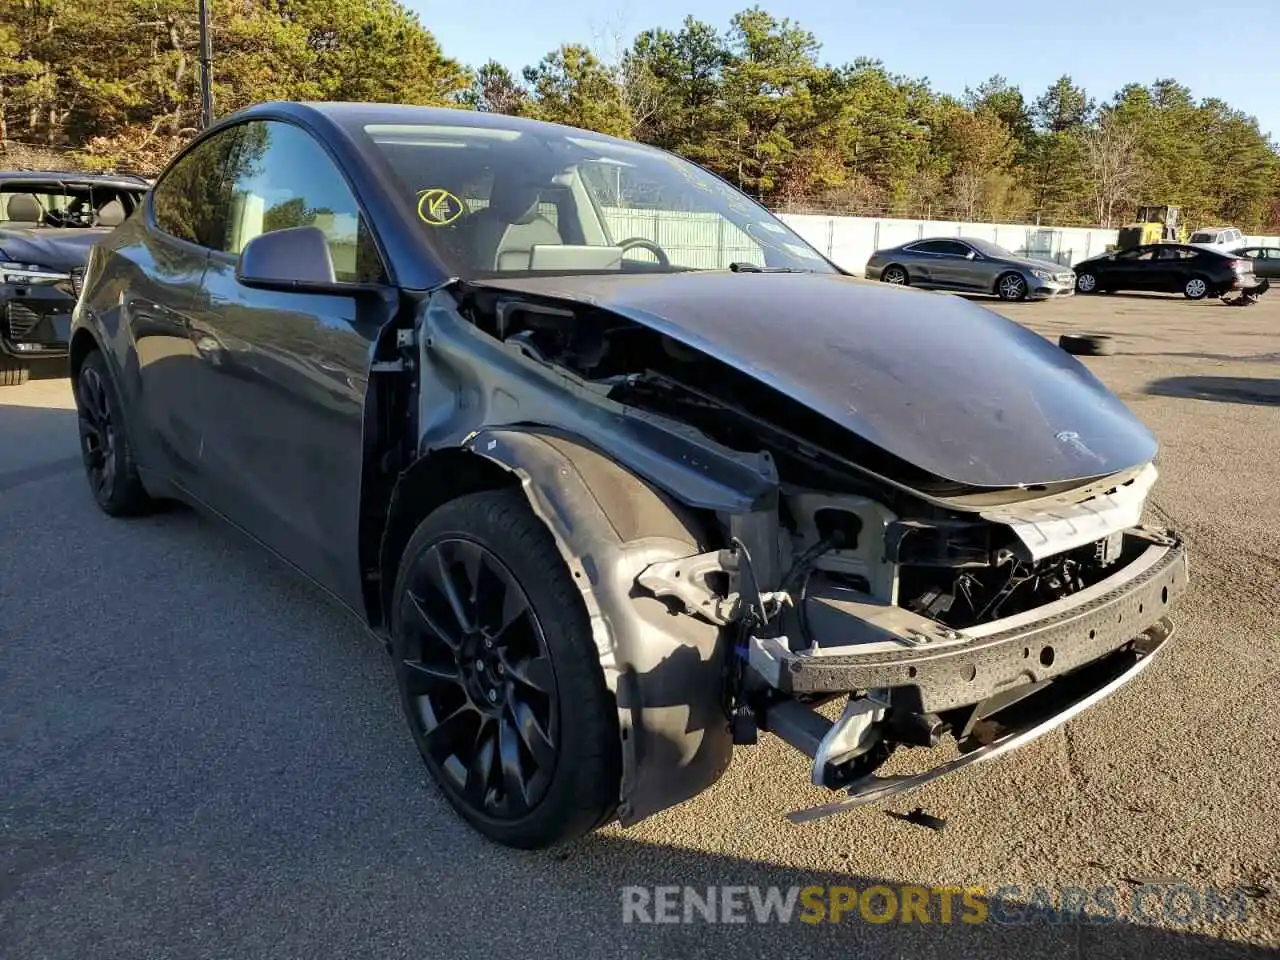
xmin=0 ymin=171 xmax=149 ymax=384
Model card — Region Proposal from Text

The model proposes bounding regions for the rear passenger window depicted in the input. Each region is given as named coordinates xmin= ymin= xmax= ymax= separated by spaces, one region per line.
xmin=151 ymin=131 xmax=240 ymax=248
xmin=220 ymin=120 xmax=386 ymax=284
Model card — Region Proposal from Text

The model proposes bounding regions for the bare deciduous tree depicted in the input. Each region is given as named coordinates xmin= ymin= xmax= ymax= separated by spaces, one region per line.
xmin=951 ymin=168 xmax=983 ymax=220
xmin=587 ymin=6 xmax=667 ymax=139
xmin=1083 ymin=115 xmax=1143 ymax=226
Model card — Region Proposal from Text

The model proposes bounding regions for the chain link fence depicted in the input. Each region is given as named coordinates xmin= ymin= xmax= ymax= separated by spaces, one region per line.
xmin=771 ymin=195 xmax=1105 ymax=230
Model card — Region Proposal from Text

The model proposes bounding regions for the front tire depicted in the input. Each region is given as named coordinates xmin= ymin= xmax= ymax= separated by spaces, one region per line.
xmin=74 ymin=350 xmax=153 ymax=516
xmin=881 ymin=264 xmax=908 ymax=286
xmin=390 ymin=489 xmax=621 ymax=849
xmin=1076 ymin=272 xmax=1098 ymax=294
xmin=996 ymin=271 xmax=1028 ymax=301
xmin=1184 ymin=276 xmax=1209 ymax=299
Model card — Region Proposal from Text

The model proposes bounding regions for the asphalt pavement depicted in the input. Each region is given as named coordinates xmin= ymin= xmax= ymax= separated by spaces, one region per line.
xmin=1 ymin=295 xmax=1278 ymax=959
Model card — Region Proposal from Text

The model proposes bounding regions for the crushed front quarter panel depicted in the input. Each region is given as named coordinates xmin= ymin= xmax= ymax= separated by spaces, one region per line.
xmin=465 ymin=427 xmax=734 ymax=825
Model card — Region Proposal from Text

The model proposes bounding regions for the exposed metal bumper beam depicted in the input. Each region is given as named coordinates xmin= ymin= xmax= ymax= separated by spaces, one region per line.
xmin=785 ymin=617 xmax=1174 ymax=823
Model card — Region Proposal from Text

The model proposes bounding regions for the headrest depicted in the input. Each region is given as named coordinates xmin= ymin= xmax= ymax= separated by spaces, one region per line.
xmin=486 ymin=178 xmax=544 ymax=225
xmin=5 ymin=194 xmax=42 ymax=223
xmin=96 ymin=199 xmax=126 ymax=227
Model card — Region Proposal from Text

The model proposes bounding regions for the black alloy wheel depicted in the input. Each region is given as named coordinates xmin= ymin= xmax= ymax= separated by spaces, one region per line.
xmin=77 ymin=363 xmax=117 ymax=503
xmin=75 ymin=351 xmax=152 ymax=516
xmin=391 ymin=489 xmax=622 ymax=849
xmin=398 ymin=536 xmax=560 ymax=819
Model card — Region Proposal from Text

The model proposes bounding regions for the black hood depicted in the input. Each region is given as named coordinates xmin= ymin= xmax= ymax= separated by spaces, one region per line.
xmin=472 ymin=271 xmax=1158 ymax=489
xmin=0 ymin=227 xmax=112 ymax=271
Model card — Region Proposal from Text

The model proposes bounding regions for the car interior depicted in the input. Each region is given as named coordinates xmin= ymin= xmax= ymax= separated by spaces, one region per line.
xmin=362 ymin=123 xmax=785 ymax=275
xmin=0 ymin=185 xmax=137 ymax=228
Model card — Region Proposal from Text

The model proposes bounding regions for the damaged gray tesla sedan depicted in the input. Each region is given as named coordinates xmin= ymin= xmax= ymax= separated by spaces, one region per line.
xmin=70 ymin=102 xmax=1189 ymax=849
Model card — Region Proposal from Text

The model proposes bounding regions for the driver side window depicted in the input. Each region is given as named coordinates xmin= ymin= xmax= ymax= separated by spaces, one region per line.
xmin=1115 ymin=248 xmax=1154 ymax=261
xmin=218 ymin=120 xmax=386 ymax=283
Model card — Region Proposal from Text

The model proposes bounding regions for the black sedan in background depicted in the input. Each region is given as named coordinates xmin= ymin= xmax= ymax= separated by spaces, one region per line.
xmin=1072 ymin=242 xmax=1252 ymax=299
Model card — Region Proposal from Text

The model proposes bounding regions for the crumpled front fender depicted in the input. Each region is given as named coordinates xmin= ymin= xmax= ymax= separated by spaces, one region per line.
xmin=464 ymin=426 xmax=733 ymax=825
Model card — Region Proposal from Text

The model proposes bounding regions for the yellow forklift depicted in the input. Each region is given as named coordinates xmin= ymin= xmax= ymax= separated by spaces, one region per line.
xmin=1116 ymin=205 xmax=1187 ymax=248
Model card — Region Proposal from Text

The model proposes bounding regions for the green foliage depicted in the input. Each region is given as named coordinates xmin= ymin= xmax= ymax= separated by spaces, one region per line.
xmin=2 ymin=2 xmax=1277 ymax=230
xmin=0 ymin=0 xmax=465 ymax=171
xmin=520 ymin=45 xmax=632 ymax=138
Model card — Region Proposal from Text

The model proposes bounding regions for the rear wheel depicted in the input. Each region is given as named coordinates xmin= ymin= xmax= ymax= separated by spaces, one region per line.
xmin=881 ymin=264 xmax=908 ymax=286
xmin=1183 ymin=276 xmax=1209 ymax=299
xmin=0 ymin=357 xmax=29 ymax=386
xmin=390 ymin=489 xmax=621 ymax=849
xmin=74 ymin=350 xmax=153 ymax=516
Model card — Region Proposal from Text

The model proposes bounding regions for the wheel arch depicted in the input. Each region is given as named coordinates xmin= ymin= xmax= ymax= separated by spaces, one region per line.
xmin=449 ymin=426 xmax=734 ymax=826
xmin=68 ymin=326 xmax=102 ymax=383
xmin=883 ymin=262 xmax=909 ymax=282
xmin=373 ymin=446 xmax=521 ymax=632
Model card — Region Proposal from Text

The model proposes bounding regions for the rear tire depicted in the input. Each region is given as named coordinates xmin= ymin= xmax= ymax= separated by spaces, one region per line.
xmin=74 ymin=350 xmax=153 ymax=516
xmin=1183 ymin=276 xmax=1209 ymax=299
xmin=0 ymin=357 xmax=29 ymax=386
xmin=881 ymin=264 xmax=908 ymax=286
xmin=390 ymin=489 xmax=621 ymax=849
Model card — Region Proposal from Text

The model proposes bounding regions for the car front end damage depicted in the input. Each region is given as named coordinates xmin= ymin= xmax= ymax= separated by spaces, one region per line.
xmin=640 ymin=476 xmax=1186 ymax=822
xmin=410 ymin=271 xmax=1190 ymax=825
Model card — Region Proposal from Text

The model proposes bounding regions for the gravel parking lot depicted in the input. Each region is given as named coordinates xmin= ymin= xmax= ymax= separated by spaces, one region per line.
xmin=2 ymin=291 xmax=1278 ymax=959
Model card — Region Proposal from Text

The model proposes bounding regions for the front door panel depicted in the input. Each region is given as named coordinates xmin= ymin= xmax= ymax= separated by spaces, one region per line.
xmin=190 ymin=254 xmax=386 ymax=607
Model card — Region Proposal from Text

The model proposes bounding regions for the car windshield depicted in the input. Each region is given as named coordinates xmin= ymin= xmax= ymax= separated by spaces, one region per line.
xmin=0 ymin=180 xmax=144 ymax=229
xmin=361 ymin=121 xmax=836 ymax=277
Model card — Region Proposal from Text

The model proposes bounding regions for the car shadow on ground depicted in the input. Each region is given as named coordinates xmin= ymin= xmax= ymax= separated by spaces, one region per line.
xmin=1144 ymin=376 xmax=1280 ymax=407
xmin=0 ymin=402 xmax=81 ymax=489
xmin=531 ymin=836 xmax=1274 ymax=958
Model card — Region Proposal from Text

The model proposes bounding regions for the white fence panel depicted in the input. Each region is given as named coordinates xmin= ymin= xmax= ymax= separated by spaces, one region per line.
xmin=775 ymin=214 xmax=1126 ymax=273
xmin=560 ymin=204 xmax=1280 ymax=274
xmin=600 ymin=207 xmax=761 ymax=269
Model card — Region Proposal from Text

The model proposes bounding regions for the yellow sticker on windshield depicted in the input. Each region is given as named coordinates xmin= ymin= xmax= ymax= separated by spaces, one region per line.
xmin=417 ymin=188 xmax=464 ymax=226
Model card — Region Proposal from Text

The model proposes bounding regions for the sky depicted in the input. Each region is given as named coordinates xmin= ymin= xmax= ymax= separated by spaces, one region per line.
xmin=413 ymin=0 xmax=1280 ymax=141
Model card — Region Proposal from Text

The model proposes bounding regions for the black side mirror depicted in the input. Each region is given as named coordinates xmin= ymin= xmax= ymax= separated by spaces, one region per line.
xmin=236 ymin=226 xmax=342 ymax=292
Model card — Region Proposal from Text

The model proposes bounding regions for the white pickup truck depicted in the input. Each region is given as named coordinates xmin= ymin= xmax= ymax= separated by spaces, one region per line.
xmin=1188 ymin=225 xmax=1245 ymax=250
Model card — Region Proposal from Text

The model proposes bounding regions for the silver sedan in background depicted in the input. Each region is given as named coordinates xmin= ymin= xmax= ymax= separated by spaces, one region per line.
xmin=865 ymin=237 xmax=1076 ymax=301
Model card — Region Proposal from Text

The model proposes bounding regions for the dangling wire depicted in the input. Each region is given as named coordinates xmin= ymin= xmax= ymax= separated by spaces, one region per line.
xmin=730 ymin=536 xmax=766 ymax=628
